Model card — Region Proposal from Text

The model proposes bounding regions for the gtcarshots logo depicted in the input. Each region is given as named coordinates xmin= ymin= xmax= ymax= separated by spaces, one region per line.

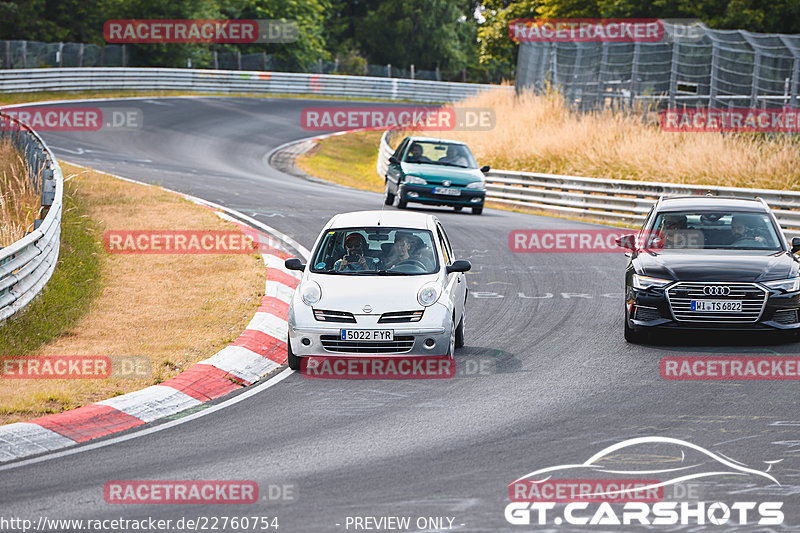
xmin=505 ymin=436 xmax=784 ymax=526
xmin=301 ymin=106 xmax=495 ymax=132
xmin=1 ymin=106 xmax=142 ymax=132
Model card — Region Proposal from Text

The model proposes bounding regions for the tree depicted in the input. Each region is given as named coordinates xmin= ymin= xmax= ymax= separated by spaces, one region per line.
xmin=356 ymin=0 xmax=476 ymax=72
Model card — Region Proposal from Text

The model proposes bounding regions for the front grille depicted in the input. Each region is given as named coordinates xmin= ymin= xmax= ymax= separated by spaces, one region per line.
xmin=320 ymin=335 xmax=415 ymax=354
xmin=773 ymin=309 xmax=799 ymax=325
xmin=633 ymin=305 xmax=660 ymax=321
xmin=666 ymin=282 xmax=767 ymax=323
xmin=378 ymin=310 xmax=424 ymax=323
xmin=313 ymin=309 xmax=356 ymax=323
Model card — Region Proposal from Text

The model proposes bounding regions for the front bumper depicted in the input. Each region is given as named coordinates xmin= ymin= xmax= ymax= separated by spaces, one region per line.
xmin=399 ymin=184 xmax=485 ymax=208
xmin=289 ymin=302 xmax=453 ymax=357
xmin=626 ymin=283 xmax=800 ymax=332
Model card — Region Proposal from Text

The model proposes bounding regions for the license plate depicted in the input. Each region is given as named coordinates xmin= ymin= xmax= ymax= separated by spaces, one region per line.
xmin=691 ymin=300 xmax=742 ymax=312
xmin=433 ymin=187 xmax=460 ymax=196
xmin=340 ymin=329 xmax=394 ymax=341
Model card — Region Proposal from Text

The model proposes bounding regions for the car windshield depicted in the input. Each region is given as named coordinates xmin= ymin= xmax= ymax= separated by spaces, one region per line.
xmin=402 ymin=141 xmax=478 ymax=168
xmin=310 ymin=227 xmax=439 ymax=275
xmin=646 ymin=211 xmax=783 ymax=250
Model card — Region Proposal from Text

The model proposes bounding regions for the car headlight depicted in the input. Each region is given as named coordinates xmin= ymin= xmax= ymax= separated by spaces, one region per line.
xmin=763 ymin=277 xmax=800 ymax=292
xmin=632 ymin=274 xmax=671 ymax=290
xmin=300 ymin=280 xmax=322 ymax=305
xmin=465 ymin=181 xmax=485 ymax=190
xmin=405 ymin=175 xmax=426 ymax=185
xmin=417 ymin=282 xmax=441 ymax=307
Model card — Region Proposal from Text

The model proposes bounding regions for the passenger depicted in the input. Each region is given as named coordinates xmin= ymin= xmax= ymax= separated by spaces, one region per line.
xmin=661 ymin=214 xmax=688 ymax=248
xmin=334 ymin=233 xmax=379 ymax=271
xmin=405 ymin=143 xmax=431 ymax=164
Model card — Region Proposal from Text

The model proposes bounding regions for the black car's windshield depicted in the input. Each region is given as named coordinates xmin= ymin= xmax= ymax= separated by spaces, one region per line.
xmin=403 ymin=141 xmax=478 ymax=168
xmin=310 ymin=227 xmax=439 ymax=275
xmin=646 ymin=211 xmax=783 ymax=251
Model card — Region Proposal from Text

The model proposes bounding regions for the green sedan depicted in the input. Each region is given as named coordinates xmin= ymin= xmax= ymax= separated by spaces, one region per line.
xmin=384 ymin=136 xmax=489 ymax=215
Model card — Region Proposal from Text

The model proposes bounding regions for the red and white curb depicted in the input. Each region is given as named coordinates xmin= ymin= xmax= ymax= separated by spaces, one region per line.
xmin=0 ymin=172 xmax=305 ymax=463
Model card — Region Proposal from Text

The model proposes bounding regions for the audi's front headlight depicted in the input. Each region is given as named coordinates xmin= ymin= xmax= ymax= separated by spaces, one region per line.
xmin=405 ymin=175 xmax=426 ymax=185
xmin=300 ymin=280 xmax=322 ymax=305
xmin=763 ymin=277 xmax=800 ymax=292
xmin=417 ymin=282 xmax=441 ymax=307
xmin=632 ymin=274 xmax=671 ymax=290
xmin=466 ymin=181 xmax=485 ymax=190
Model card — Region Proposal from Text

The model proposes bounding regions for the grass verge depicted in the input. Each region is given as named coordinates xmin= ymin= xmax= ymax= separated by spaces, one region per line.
xmin=0 ymin=139 xmax=39 ymax=245
xmin=0 ymin=164 xmax=265 ymax=424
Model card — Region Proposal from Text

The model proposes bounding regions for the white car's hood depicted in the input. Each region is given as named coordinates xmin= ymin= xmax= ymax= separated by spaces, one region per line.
xmin=305 ymin=272 xmax=440 ymax=315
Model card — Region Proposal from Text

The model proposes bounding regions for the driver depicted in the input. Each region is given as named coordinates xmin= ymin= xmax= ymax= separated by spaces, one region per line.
xmin=334 ymin=233 xmax=379 ymax=271
xmin=382 ymin=231 xmax=420 ymax=269
xmin=730 ymin=214 xmax=765 ymax=244
xmin=440 ymin=145 xmax=468 ymax=166
xmin=405 ymin=143 xmax=431 ymax=164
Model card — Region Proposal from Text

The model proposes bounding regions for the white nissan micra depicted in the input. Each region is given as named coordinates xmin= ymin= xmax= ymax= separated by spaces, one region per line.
xmin=284 ymin=210 xmax=471 ymax=370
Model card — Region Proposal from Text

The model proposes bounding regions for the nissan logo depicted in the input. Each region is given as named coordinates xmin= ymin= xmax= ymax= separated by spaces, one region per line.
xmin=362 ymin=305 xmax=373 ymax=313
xmin=703 ymin=286 xmax=731 ymax=296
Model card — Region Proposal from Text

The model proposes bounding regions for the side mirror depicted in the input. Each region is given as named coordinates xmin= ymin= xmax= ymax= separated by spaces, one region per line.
xmin=389 ymin=156 xmax=399 ymax=165
xmin=792 ymin=237 xmax=800 ymax=253
xmin=480 ymin=165 xmax=490 ymax=173
xmin=446 ymin=260 xmax=472 ymax=274
xmin=615 ymin=234 xmax=637 ymax=251
xmin=285 ymin=258 xmax=306 ymax=271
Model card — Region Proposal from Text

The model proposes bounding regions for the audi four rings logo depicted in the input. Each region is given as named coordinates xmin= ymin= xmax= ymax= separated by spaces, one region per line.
xmin=703 ymin=286 xmax=731 ymax=296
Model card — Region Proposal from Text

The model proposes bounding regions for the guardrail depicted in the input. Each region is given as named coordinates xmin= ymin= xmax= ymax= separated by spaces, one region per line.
xmin=378 ymin=130 xmax=800 ymax=234
xmin=0 ymin=117 xmax=63 ymax=323
xmin=0 ymin=68 xmax=510 ymax=104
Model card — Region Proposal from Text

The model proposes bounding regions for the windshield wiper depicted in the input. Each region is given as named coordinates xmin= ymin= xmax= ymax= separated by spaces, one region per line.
xmin=433 ymin=161 xmax=469 ymax=168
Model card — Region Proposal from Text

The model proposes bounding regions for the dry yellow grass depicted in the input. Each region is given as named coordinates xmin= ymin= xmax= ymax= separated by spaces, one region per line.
xmin=410 ymin=88 xmax=800 ymax=190
xmin=0 ymin=165 xmax=265 ymax=424
xmin=0 ymin=139 xmax=39 ymax=246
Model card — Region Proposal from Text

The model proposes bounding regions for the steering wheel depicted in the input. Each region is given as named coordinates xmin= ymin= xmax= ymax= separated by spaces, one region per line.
xmin=395 ymin=259 xmax=426 ymax=270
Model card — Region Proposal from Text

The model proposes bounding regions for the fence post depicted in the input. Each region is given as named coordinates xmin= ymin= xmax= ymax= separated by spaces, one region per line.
xmin=387 ymin=63 xmax=391 ymax=78
xmin=213 ymin=50 xmax=218 ymax=69
xmin=750 ymin=49 xmax=761 ymax=108
xmin=630 ymin=42 xmax=641 ymax=110
xmin=410 ymin=64 xmax=415 ymax=79
xmin=21 ymin=40 xmax=27 ymax=68
xmin=78 ymin=43 xmax=84 ymax=67
xmin=237 ymin=50 xmax=242 ymax=70
xmin=709 ymin=40 xmax=719 ymax=108
xmin=122 ymin=44 xmax=126 ymax=67
xmin=668 ymin=39 xmax=679 ymax=108
xmin=596 ymin=44 xmax=608 ymax=109
xmin=57 ymin=42 xmax=63 ymax=67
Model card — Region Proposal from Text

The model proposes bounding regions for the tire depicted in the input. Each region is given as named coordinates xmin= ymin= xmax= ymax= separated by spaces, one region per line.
xmin=472 ymin=206 xmax=483 ymax=215
xmin=398 ymin=197 xmax=407 ymax=209
xmin=454 ymin=206 xmax=463 ymax=212
xmin=287 ymin=335 xmax=302 ymax=370
xmin=455 ymin=313 xmax=465 ymax=348
xmin=624 ymin=317 xmax=647 ymax=344
xmin=384 ymin=181 xmax=395 ymax=206
xmin=447 ymin=316 xmax=456 ymax=357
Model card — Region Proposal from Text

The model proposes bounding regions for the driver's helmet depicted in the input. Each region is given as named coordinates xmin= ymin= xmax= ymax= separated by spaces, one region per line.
xmin=344 ymin=232 xmax=367 ymax=255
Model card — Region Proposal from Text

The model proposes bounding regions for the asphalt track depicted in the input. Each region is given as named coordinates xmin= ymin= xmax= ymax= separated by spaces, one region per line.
xmin=2 ymin=97 xmax=799 ymax=532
